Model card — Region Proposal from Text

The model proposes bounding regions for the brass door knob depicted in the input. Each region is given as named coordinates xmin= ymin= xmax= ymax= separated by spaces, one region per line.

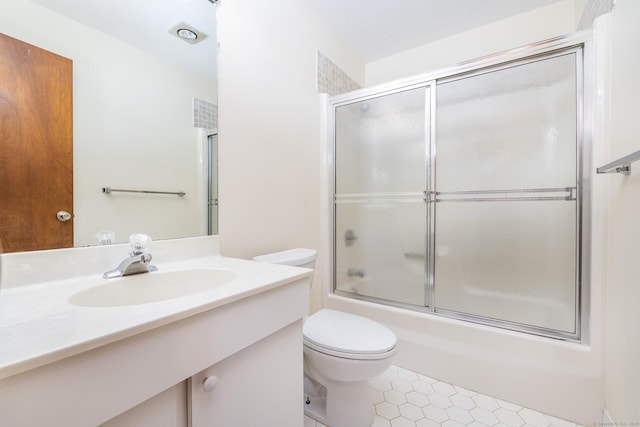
xmin=56 ymin=211 xmax=72 ymax=222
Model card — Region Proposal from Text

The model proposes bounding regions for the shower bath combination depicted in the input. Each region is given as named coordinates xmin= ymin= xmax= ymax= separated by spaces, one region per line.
xmin=329 ymin=33 xmax=592 ymax=342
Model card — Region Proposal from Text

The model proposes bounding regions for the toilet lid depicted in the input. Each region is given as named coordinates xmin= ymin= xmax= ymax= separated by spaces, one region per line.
xmin=252 ymin=248 xmax=317 ymax=266
xmin=303 ymin=309 xmax=396 ymax=356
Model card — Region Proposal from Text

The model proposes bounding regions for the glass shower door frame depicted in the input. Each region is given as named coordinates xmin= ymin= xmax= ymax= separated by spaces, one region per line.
xmin=428 ymin=46 xmax=587 ymax=341
xmin=331 ymin=82 xmax=433 ymax=308
xmin=329 ymin=32 xmax=593 ymax=343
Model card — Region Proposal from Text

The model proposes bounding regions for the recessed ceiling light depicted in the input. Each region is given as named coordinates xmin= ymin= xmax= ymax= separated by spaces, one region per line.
xmin=177 ymin=28 xmax=198 ymax=41
xmin=168 ymin=22 xmax=208 ymax=45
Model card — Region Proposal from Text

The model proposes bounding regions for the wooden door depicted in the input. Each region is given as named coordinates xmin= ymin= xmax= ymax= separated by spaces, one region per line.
xmin=0 ymin=33 xmax=73 ymax=253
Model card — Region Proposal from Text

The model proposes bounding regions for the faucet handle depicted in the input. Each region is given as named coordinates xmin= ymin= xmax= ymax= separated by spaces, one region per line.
xmin=129 ymin=233 xmax=152 ymax=255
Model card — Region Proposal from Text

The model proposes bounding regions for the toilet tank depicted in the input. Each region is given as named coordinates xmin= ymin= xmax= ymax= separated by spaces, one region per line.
xmin=252 ymin=248 xmax=317 ymax=269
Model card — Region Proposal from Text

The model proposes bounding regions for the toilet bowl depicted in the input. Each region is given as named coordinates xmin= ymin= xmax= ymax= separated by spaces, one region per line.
xmin=253 ymin=249 xmax=397 ymax=427
xmin=303 ymin=308 xmax=396 ymax=427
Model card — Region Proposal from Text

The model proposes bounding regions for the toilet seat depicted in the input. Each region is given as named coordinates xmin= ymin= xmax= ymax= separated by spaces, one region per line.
xmin=304 ymin=339 xmax=396 ymax=360
xmin=303 ymin=309 xmax=397 ymax=360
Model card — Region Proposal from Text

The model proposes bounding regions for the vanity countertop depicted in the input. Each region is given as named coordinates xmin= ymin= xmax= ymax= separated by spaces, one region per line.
xmin=0 ymin=255 xmax=312 ymax=380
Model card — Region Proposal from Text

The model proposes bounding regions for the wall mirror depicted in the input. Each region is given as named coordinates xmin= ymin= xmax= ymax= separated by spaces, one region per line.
xmin=0 ymin=0 xmax=218 ymax=253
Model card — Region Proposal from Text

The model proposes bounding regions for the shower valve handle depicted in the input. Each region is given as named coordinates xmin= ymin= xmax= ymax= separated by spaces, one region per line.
xmin=344 ymin=229 xmax=358 ymax=246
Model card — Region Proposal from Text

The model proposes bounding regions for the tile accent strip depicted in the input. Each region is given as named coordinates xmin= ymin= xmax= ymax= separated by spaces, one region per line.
xmin=578 ymin=0 xmax=614 ymax=30
xmin=317 ymin=51 xmax=361 ymax=96
xmin=193 ymin=98 xmax=217 ymax=129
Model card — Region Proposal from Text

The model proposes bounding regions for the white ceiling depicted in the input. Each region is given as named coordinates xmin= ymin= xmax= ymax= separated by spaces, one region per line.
xmin=307 ymin=0 xmax=566 ymax=63
xmin=29 ymin=0 xmax=566 ymax=81
xmin=29 ymin=0 xmax=218 ymax=81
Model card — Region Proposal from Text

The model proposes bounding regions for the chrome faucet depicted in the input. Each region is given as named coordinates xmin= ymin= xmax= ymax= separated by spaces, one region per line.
xmin=103 ymin=234 xmax=158 ymax=279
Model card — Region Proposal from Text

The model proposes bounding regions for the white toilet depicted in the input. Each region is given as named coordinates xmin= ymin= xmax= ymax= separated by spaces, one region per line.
xmin=253 ymin=248 xmax=397 ymax=427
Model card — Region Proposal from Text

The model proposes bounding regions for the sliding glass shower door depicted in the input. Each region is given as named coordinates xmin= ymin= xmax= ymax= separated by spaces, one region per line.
xmin=334 ymin=86 xmax=430 ymax=306
xmin=433 ymin=51 xmax=580 ymax=334
xmin=331 ymin=41 xmax=588 ymax=340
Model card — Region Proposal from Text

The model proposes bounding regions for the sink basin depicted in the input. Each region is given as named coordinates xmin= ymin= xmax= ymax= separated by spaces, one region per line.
xmin=69 ymin=269 xmax=237 ymax=307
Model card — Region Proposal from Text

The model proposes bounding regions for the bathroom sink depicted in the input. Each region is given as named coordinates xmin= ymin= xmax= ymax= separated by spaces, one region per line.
xmin=68 ymin=269 xmax=237 ymax=307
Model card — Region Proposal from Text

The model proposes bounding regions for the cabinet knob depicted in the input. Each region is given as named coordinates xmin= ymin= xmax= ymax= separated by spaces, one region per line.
xmin=203 ymin=376 xmax=218 ymax=393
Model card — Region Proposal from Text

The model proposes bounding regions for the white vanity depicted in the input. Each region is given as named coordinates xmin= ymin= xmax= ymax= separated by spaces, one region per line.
xmin=0 ymin=237 xmax=311 ymax=427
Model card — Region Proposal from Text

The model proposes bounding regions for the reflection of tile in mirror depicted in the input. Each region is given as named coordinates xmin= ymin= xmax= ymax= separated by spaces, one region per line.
xmin=193 ymin=98 xmax=218 ymax=129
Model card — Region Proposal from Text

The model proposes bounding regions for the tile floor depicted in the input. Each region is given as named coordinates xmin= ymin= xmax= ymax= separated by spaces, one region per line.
xmin=303 ymin=365 xmax=584 ymax=427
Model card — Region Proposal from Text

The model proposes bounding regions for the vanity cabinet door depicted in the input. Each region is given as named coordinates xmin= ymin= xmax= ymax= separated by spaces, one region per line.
xmin=99 ymin=382 xmax=188 ymax=427
xmin=190 ymin=322 xmax=303 ymax=426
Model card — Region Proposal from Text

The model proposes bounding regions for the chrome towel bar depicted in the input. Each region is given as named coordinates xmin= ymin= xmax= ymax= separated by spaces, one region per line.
xmin=102 ymin=187 xmax=186 ymax=197
xmin=597 ymin=149 xmax=640 ymax=175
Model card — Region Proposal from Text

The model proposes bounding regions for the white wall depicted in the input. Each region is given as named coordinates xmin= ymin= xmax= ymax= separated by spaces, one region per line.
xmin=215 ymin=0 xmax=612 ymax=422
xmin=212 ymin=0 xmax=640 ymax=423
xmin=215 ymin=0 xmax=363 ymax=311
xmin=365 ymin=0 xmax=576 ymax=86
xmin=575 ymin=0 xmax=590 ymax=25
xmin=604 ymin=0 xmax=640 ymax=423
xmin=0 ymin=0 xmax=217 ymax=247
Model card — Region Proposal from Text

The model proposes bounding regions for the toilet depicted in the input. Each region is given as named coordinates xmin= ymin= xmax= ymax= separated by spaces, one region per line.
xmin=253 ymin=248 xmax=397 ymax=427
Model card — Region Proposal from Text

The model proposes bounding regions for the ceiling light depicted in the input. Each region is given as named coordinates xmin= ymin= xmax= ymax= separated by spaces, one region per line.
xmin=168 ymin=22 xmax=208 ymax=45
xmin=177 ymin=28 xmax=198 ymax=41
